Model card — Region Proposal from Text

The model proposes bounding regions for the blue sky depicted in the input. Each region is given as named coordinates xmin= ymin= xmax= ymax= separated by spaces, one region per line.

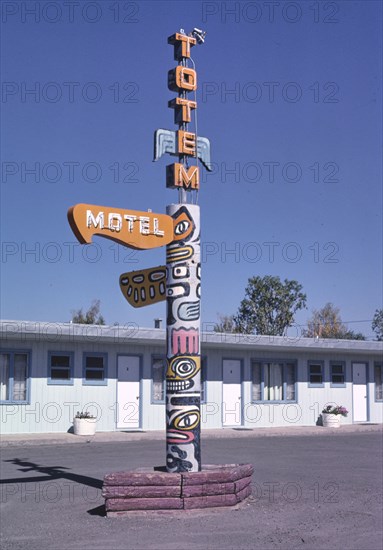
xmin=1 ymin=0 xmax=382 ymax=338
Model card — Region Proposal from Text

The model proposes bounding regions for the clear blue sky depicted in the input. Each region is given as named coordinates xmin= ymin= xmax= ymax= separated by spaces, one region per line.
xmin=1 ymin=0 xmax=382 ymax=338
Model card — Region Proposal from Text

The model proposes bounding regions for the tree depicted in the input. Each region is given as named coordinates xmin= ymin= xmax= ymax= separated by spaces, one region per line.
xmin=342 ymin=330 xmax=366 ymax=341
xmin=303 ymin=302 xmax=365 ymax=340
xmin=71 ymin=299 xmax=105 ymax=325
xmin=234 ymin=276 xmax=307 ymax=336
xmin=213 ymin=314 xmax=238 ymax=333
xmin=372 ymin=309 xmax=383 ymax=341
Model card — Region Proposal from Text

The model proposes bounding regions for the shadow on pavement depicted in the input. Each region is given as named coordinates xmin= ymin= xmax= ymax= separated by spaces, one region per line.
xmin=2 ymin=457 xmax=103 ymax=489
xmin=87 ymin=504 xmax=106 ymax=517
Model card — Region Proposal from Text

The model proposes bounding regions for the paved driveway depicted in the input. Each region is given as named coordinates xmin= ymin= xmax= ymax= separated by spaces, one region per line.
xmin=1 ymin=432 xmax=382 ymax=550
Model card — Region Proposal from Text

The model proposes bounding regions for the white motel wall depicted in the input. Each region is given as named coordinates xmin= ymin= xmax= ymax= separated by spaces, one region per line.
xmin=0 ymin=320 xmax=382 ymax=435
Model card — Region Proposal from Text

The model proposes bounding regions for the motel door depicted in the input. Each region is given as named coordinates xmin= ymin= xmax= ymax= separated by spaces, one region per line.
xmin=352 ymin=363 xmax=368 ymax=422
xmin=222 ymin=360 xmax=242 ymax=427
xmin=117 ymin=355 xmax=141 ymax=429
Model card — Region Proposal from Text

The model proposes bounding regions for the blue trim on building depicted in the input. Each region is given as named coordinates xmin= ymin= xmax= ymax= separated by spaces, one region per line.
xmin=330 ymin=360 xmax=346 ymax=388
xmin=249 ymin=358 xmax=298 ymax=404
xmin=307 ymin=359 xmax=325 ymax=388
xmin=47 ymin=351 xmax=74 ymax=385
xmin=82 ymin=352 xmax=108 ymax=386
xmin=0 ymin=349 xmax=31 ymax=404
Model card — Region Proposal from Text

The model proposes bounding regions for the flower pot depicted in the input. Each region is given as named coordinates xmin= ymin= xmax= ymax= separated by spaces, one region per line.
xmin=322 ymin=413 xmax=341 ymax=428
xmin=73 ymin=417 xmax=96 ymax=436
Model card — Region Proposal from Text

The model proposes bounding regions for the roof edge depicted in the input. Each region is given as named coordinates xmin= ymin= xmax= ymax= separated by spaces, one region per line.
xmin=1 ymin=320 xmax=382 ymax=353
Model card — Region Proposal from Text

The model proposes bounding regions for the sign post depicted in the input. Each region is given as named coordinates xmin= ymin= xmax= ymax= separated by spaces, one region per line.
xmin=68 ymin=28 xmax=211 ymax=474
xmin=157 ymin=30 xmax=210 ymax=473
xmin=164 ymin=202 xmax=201 ymax=471
xmin=69 ymin=29 xmax=254 ymax=515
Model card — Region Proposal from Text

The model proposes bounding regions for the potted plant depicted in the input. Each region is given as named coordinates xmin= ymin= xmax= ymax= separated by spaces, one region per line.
xmin=321 ymin=405 xmax=348 ymax=428
xmin=73 ymin=411 xmax=97 ymax=436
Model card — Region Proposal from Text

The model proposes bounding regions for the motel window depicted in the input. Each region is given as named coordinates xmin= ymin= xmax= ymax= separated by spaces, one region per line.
xmin=251 ymin=360 xmax=296 ymax=402
xmin=48 ymin=352 xmax=74 ymax=385
xmin=330 ymin=361 xmax=345 ymax=386
xmin=251 ymin=362 xmax=262 ymax=401
xmin=308 ymin=361 xmax=324 ymax=387
xmin=0 ymin=351 xmax=29 ymax=403
xmin=375 ymin=363 xmax=383 ymax=401
xmin=83 ymin=353 xmax=107 ymax=385
xmin=152 ymin=356 xmax=165 ymax=402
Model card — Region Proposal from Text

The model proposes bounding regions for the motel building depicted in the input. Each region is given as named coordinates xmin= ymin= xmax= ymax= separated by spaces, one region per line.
xmin=0 ymin=320 xmax=382 ymax=435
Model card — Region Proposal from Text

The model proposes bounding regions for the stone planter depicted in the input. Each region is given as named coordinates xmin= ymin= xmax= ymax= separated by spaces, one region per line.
xmin=103 ymin=464 xmax=254 ymax=515
xmin=322 ymin=413 xmax=341 ymax=428
xmin=73 ymin=417 xmax=96 ymax=436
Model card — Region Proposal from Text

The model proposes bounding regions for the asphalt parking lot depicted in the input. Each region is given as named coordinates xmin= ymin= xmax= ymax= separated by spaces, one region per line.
xmin=1 ymin=430 xmax=382 ymax=550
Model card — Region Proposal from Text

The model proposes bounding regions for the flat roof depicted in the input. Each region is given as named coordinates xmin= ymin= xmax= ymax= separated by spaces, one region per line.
xmin=1 ymin=320 xmax=382 ymax=356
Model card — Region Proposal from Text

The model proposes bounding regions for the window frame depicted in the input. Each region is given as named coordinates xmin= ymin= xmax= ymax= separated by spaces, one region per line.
xmin=250 ymin=359 xmax=297 ymax=403
xmin=251 ymin=361 xmax=262 ymax=402
xmin=82 ymin=352 xmax=108 ymax=386
xmin=330 ymin=361 xmax=346 ymax=387
xmin=0 ymin=349 xmax=31 ymax=404
xmin=374 ymin=362 xmax=383 ymax=402
xmin=48 ymin=351 xmax=74 ymax=385
xmin=151 ymin=355 xmax=166 ymax=404
xmin=308 ymin=360 xmax=325 ymax=388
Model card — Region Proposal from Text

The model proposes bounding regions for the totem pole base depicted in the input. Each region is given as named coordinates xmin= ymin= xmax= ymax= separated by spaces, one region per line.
xmin=102 ymin=464 xmax=254 ymax=516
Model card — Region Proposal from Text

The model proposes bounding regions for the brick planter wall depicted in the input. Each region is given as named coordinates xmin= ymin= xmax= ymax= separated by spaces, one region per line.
xmin=103 ymin=463 xmax=254 ymax=515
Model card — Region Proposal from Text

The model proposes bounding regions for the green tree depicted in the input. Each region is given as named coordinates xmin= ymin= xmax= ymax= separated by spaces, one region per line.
xmin=234 ymin=276 xmax=307 ymax=336
xmin=71 ymin=299 xmax=105 ymax=325
xmin=372 ymin=309 xmax=383 ymax=341
xmin=213 ymin=314 xmax=238 ymax=333
xmin=303 ymin=302 xmax=365 ymax=340
xmin=342 ymin=330 xmax=366 ymax=341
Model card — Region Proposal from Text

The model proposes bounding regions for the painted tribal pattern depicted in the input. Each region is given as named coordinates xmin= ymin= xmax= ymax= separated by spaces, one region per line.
xmin=166 ymin=204 xmax=201 ymax=473
xmin=119 ymin=266 xmax=166 ymax=307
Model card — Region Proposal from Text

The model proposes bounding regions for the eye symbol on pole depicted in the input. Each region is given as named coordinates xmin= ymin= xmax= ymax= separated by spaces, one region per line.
xmin=174 ymin=410 xmax=200 ymax=430
xmin=166 ymin=356 xmax=200 ymax=392
xmin=174 ymin=220 xmax=190 ymax=236
xmin=167 ymin=405 xmax=201 ymax=443
xmin=172 ymin=208 xmax=194 ymax=242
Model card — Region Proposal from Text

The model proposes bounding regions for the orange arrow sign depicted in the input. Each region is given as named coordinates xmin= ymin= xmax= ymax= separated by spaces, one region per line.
xmin=68 ymin=204 xmax=174 ymax=250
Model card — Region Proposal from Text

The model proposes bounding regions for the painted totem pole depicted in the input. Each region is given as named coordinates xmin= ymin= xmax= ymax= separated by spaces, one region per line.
xmin=158 ymin=30 xmax=209 ymax=472
xmin=67 ymin=29 xmax=211 ymax=473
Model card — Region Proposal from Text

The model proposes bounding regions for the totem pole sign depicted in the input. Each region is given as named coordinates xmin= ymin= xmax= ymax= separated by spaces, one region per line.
xmin=68 ymin=28 xmax=211 ymax=473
